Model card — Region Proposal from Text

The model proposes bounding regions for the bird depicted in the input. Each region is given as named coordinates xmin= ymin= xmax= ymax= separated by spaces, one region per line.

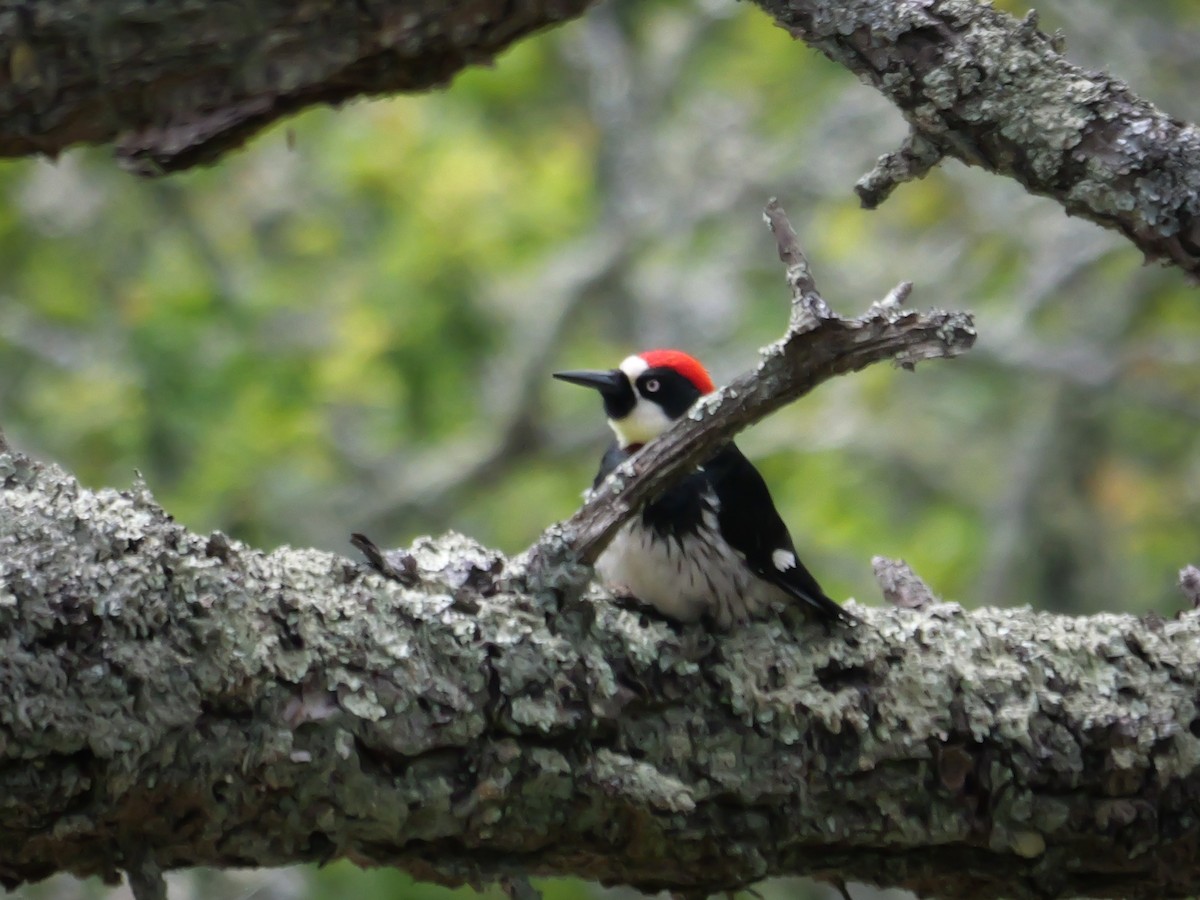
xmin=554 ymin=348 xmax=856 ymax=630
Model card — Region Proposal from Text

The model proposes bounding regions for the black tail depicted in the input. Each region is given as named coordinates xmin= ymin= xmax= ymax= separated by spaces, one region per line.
xmin=797 ymin=585 xmax=859 ymax=626
xmin=770 ymin=560 xmax=859 ymax=626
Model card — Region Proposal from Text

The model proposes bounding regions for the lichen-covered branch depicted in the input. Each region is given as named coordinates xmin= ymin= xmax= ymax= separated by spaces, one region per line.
xmin=0 ymin=0 xmax=594 ymax=174
xmin=5 ymin=445 xmax=1200 ymax=899
xmin=751 ymin=0 xmax=1200 ymax=274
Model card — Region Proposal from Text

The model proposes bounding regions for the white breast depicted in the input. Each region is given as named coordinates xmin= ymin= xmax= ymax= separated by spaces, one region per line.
xmin=594 ymin=493 xmax=786 ymax=629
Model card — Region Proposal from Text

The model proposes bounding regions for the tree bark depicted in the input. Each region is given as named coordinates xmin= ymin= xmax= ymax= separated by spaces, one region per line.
xmin=0 ymin=0 xmax=594 ymax=173
xmin=3 ymin=443 xmax=1200 ymax=900
xmin=2 ymin=0 xmax=1198 ymax=276
xmin=751 ymin=0 xmax=1200 ymax=275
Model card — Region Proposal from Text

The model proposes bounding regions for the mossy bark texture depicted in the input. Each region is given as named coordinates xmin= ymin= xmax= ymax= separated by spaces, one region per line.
xmin=753 ymin=0 xmax=1200 ymax=273
xmin=5 ymin=447 xmax=1200 ymax=899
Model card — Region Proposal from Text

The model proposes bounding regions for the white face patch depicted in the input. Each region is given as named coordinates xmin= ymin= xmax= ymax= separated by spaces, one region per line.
xmin=608 ymin=354 xmax=673 ymax=447
xmin=609 ymin=398 xmax=673 ymax=447
xmin=772 ymin=549 xmax=796 ymax=572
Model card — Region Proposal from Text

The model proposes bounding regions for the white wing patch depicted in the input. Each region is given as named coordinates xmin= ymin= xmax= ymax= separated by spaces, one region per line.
xmin=772 ymin=549 xmax=796 ymax=571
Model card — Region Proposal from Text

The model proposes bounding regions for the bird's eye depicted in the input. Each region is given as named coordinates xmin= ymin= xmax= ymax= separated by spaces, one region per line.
xmin=643 ymin=378 xmax=660 ymax=393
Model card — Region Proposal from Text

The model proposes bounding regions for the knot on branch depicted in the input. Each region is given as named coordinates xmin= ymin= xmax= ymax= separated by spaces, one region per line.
xmin=856 ymin=131 xmax=945 ymax=210
xmin=873 ymin=556 xmax=939 ymax=610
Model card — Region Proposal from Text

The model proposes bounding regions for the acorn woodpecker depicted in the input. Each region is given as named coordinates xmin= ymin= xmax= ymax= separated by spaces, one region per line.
xmin=555 ymin=349 xmax=856 ymax=629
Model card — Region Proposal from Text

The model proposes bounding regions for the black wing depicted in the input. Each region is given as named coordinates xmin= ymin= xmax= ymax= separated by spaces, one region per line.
xmin=595 ymin=442 xmax=712 ymax=538
xmin=706 ymin=444 xmax=857 ymax=626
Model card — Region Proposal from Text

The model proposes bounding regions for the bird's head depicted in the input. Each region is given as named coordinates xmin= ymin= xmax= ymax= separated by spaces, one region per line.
xmin=554 ymin=349 xmax=716 ymax=449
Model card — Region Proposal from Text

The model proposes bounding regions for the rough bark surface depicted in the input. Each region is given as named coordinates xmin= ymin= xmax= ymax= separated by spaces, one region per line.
xmin=0 ymin=0 xmax=593 ymax=173
xmin=4 ymin=446 xmax=1200 ymax=900
xmin=751 ymin=0 xmax=1200 ymax=274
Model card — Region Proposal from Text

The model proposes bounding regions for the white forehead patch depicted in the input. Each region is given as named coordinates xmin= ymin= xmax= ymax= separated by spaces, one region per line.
xmin=608 ymin=355 xmax=669 ymax=447
xmin=619 ymin=355 xmax=649 ymax=380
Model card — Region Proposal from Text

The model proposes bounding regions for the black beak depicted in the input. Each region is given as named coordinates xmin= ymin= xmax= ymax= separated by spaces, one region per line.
xmin=553 ymin=368 xmax=626 ymax=397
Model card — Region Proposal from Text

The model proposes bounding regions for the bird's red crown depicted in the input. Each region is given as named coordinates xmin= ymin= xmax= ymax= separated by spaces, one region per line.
xmin=638 ymin=349 xmax=715 ymax=394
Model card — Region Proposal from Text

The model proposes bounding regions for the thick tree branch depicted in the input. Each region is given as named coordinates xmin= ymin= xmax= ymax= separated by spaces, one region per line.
xmin=523 ymin=199 xmax=975 ymax=579
xmin=3 ymin=0 xmax=1199 ymax=278
xmin=0 ymin=0 xmax=594 ymax=174
xmin=5 ymin=444 xmax=1200 ymax=899
xmin=750 ymin=0 xmax=1200 ymax=274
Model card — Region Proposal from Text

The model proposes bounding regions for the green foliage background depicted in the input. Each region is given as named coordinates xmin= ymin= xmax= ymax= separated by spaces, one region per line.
xmin=4 ymin=0 xmax=1200 ymax=898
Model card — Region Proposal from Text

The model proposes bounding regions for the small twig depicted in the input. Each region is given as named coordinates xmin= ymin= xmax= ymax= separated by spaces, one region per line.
xmin=125 ymin=848 xmax=167 ymax=900
xmin=350 ymin=532 xmax=418 ymax=585
xmin=873 ymin=556 xmax=938 ymax=610
xmin=1179 ymin=565 xmax=1200 ymax=609
xmin=499 ymin=875 xmax=542 ymax=900
xmin=855 ymin=130 xmax=945 ymax=209
xmin=873 ymin=280 xmax=913 ymax=313
xmin=763 ymin=196 xmax=806 ymax=270
xmin=763 ymin=196 xmax=831 ymax=328
xmin=521 ymin=200 xmax=976 ymax=583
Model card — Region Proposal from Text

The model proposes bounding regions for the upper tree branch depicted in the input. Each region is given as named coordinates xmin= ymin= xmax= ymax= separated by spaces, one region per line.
xmin=5 ymin=1 xmax=1200 ymax=277
xmin=5 ymin=444 xmax=1200 ymax=899
xmin=0 ymin=0 xmax=595 ymax=174
xmin=750 ymin=0 xmax=1200 ymax=274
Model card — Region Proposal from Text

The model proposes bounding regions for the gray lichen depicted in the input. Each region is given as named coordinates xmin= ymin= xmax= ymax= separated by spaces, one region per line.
xmin=755 ymin=0 xmax=1200 ymax=275
xmin=5 ymin=447 xmax=1200 ymax=899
